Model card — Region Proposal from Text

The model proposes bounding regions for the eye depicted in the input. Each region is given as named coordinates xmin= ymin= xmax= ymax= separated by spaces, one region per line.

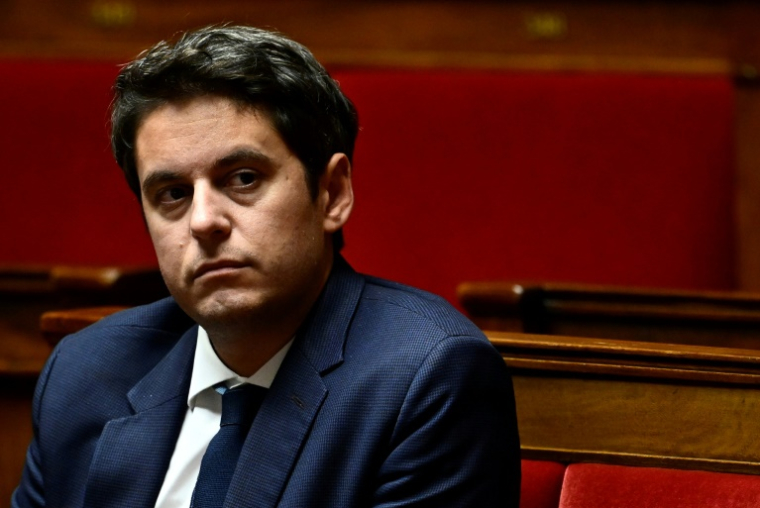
xmin=157 ymin=185 xmax=190 ymax=204
xmin=228 ymin=170 xmax=258 ymax=188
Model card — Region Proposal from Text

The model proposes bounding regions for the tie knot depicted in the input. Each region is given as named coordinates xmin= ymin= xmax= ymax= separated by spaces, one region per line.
xmin=220 ymin=384 xmax=267 ymax=428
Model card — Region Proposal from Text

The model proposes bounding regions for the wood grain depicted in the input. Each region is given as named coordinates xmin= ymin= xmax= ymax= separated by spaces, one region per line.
xmin=0 ymin=1 xmax=749 ymax=70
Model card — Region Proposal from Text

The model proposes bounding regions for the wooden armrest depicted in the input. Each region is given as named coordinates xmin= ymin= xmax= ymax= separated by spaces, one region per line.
xmin=40 ymin=306 xmax=127 ymax=347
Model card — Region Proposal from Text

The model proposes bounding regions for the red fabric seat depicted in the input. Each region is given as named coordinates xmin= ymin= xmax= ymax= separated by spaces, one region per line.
xmin=559 ymin=463 xmax=760 ymax=508
xmin=521 ymin=459 xmax=566 ymax=508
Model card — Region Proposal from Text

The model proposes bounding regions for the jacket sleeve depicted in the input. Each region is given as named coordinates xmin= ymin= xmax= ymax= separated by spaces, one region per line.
xmin=373 ymin=335 xmax=521 ymax=508
xmin=12 ymin=346 xmax=61 ymax=508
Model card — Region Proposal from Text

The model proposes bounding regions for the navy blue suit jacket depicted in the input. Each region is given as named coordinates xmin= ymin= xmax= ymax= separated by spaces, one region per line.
xmin=13 ymin=258 xmax=520 ymax=507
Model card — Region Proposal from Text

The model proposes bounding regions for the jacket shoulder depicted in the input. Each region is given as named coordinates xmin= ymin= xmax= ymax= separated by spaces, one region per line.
xmin=360 ymin=275 xmax=484 ymax=339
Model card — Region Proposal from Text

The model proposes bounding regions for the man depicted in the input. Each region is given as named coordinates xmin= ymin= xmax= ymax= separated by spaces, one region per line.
xmin=13 ymin=25 xmax=520 ymax=508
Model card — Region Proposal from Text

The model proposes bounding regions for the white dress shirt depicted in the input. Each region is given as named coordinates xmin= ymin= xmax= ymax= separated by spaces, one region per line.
xmin=154 ymin=326 xmax=293 ymax=508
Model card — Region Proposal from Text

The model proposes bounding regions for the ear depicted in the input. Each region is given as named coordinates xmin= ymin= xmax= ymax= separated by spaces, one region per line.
xmin=320 ymin=153 xmax=354 ymax=234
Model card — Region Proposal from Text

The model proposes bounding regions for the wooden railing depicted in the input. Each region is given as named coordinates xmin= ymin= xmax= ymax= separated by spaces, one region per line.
xmin=460 ymin=282 xmax=760 ymax=350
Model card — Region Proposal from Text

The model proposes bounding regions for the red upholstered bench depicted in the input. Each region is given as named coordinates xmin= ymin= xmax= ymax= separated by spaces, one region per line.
xmin=522 ymin=459 xmax=566 ymax=508
xmin=558 ymin=463 xmax=760 ymax=508
xmin=522 ymin=461 xmax=760 ymax=508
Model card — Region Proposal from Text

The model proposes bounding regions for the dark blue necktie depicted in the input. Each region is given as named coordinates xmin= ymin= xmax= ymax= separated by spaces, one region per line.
xmin=191 ymin=383 xmax=267 ymax=508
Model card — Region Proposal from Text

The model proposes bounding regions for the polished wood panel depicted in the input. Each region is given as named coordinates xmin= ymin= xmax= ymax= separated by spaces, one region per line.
xmin=460 ymin=282 xmax=760 ymax=349
xmin=492 ymin=331 xmax=760 ymax=474
xmin=0 ymin=1 xmax=750 ymax=70
xmin=0 ymin=265 xmax=167 ymax=299
xmin=43 ymin=306 xmax=760 ymax=475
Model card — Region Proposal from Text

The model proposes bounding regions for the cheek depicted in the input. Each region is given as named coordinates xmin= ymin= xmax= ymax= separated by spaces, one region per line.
xmin=279 ymin=207 xmax=323 ymax=249
xmin=149 ymin=229 xmax=185 ymax=272
xmin=155 ymin=243 xmax=188 ymax=296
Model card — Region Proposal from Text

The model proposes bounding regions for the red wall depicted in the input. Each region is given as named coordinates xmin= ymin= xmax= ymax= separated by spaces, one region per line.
xmin=0 ymin=61 xmax=735 ymax=306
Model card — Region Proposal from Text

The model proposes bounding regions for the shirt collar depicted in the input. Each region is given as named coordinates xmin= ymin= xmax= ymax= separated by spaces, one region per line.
xmin=188 ymin=326 xmax=293 ymax=409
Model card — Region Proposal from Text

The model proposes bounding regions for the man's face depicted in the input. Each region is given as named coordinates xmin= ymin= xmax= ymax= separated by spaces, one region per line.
xmin=135 ymin=95 xmax=349 ymax=328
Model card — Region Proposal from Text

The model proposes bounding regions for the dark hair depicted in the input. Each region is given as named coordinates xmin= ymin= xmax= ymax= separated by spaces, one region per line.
xmin=110 ymin=25 xmax=358 ymax=250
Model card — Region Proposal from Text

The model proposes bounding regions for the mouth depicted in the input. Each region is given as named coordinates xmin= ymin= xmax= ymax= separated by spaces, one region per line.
xmin=193 ymin=260 xmax=248 ymax=280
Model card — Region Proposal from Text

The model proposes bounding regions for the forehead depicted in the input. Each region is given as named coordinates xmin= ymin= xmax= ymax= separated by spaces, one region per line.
xmin=134 ymin=96 xmax=287 ymax=176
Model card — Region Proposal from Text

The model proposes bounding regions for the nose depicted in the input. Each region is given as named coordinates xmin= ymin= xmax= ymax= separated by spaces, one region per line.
xmin=189 ymin=183 xmax=232 ymax=240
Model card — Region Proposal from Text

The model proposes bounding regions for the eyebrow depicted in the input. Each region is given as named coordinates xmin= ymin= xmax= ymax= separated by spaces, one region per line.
xmin=141 ymin=170 xmax=183 ymax=196
xmin=214 ymin=148 xmax=275 ymax=171
xmin=140 ymin=148 xmax=276 ymax=195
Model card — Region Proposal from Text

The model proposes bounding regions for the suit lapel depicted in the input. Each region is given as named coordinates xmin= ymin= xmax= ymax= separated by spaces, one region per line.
xmin=224 ymin=256 xmax=365 ymax=507
xmin=83 ymin=325 xmax=197 ymax=508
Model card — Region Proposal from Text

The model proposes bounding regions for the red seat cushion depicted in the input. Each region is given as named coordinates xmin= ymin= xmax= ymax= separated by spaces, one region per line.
xmin=521 ymin=459 xmax=566 ymax=508
xmin=560 ymin=463 xmax=760 ymax=508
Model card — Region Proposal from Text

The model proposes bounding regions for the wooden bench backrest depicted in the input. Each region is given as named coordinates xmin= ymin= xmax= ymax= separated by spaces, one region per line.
xmin=491 ymin=330 xmax=760 ymax=474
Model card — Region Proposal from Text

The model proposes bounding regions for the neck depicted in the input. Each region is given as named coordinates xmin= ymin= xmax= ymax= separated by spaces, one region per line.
xmin=206 ymin=323 xmax=295 ymax=376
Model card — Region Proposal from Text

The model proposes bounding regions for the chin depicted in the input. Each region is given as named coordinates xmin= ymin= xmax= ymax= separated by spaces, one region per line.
xmin=179 ymin=290 xmax=269 ymax=325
